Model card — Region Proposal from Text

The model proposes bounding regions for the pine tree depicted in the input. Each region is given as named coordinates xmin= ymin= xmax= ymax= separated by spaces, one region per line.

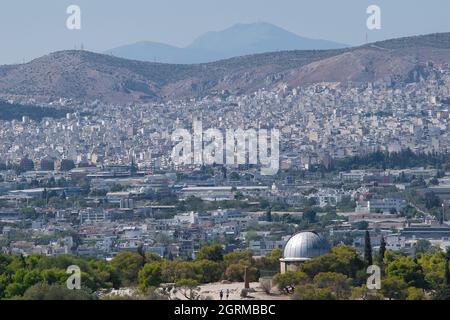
xmin=434 ymin=250 xmax=450 ymax=300
xmin=378 ymin=236 xmax=386 ymax=265
xmin=364 ymin=230 xmax=373 ymax=266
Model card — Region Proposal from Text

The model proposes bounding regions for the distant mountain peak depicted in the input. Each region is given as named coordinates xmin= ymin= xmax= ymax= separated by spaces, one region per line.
xmin=104 ymin=22 xmax=348 ymax=64
xmin=189 ymin=21 xmax=348 ymax=53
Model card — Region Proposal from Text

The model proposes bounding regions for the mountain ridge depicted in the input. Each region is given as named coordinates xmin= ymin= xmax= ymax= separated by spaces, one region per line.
xmin=1 ymin=32 xmax=450 ymax=104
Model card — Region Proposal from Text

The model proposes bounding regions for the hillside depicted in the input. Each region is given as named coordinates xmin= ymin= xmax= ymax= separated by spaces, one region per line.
xmin=1 ymin=32 xmax=450 ymax=104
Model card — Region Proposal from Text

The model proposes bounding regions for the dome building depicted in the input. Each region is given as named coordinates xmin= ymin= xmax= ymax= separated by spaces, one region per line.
xmin=280 ymin=231 xmax=330 ymax=273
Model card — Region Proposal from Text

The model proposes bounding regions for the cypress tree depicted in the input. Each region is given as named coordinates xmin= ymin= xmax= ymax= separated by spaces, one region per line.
xmin=445 ymin=248 xmax=450 ymax=287
xmin=364 ymin=230 xmax=373 ymax=266
xmin=378 ymin=236 xmax=386 ymax=264
xmin=266 ymin=207 xmax=273 ymax=222
xmin=444 ymin=258 xmax=450 ymax=287
xmin=137 ymin=244 xmax=146 ymax=265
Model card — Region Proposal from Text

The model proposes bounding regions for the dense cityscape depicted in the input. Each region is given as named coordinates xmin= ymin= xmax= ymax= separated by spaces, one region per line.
xmin=0 ymin=73 xmax=450 ymax=300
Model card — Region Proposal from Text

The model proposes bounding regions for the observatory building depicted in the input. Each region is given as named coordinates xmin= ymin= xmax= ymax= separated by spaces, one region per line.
xmin=280 ymin=231 xmax=330 ymax=273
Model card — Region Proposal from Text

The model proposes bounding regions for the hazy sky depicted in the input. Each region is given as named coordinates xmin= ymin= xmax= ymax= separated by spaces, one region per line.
xmin=1 ymin=0 xmax=450 ymax=64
